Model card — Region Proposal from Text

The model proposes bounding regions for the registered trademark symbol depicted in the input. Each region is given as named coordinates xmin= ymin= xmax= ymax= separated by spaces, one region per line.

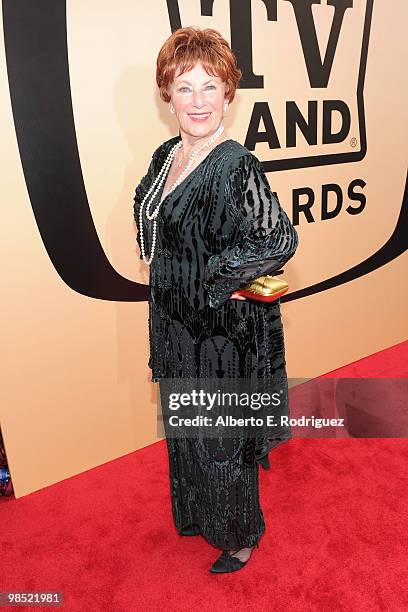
xmin=350 ymin=137 xmax=358 ymax=147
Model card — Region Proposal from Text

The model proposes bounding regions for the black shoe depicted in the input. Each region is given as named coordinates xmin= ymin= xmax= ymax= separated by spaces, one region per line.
xmin=209 ymin=544 xmax=258 ymax=574
xmin=180 ymin=524 xmax=201 ymax=536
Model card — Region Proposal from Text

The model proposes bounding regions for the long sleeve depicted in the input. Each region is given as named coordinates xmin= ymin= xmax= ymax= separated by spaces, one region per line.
xmin=133 ymin=144 xmax=161 ymax=260
xmin=202 ymin=153 xmax=299 ymax=309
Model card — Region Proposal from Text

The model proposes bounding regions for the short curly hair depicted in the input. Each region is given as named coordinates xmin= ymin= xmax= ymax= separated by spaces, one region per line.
xmin=156 ymin=27 xmax=242 ymax=104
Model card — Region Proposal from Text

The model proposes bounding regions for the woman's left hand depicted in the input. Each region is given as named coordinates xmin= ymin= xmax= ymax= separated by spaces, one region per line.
xmin=229 ymin=291 xmax=247 ymax=300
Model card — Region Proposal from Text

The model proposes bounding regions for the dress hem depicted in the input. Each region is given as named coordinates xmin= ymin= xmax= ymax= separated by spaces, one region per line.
xmin=177 ymin=522 xmax=266 ymax=551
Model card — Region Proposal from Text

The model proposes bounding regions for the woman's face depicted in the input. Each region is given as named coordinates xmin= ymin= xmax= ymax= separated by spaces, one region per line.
xmin=169 ymin=60 xmax=227 ymax=141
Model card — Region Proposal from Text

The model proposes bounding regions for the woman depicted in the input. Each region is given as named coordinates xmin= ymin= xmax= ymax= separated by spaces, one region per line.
xmin=133 ymin=27 xmax=298 ymax=573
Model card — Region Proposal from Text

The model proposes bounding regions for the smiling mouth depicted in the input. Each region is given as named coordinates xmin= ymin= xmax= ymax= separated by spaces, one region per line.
xmin=189 ymin=112 xmax=211 ymax=119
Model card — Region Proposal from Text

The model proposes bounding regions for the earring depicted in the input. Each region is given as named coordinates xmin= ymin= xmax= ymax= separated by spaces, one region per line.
xmin=224 ymin=101 xmax=228 ymax=112
xmin=170 ymin=104 xmax=175 ymax=114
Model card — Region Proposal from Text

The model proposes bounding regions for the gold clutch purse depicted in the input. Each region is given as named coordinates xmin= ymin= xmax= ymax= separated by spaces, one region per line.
xmin=235 ymin=273 xmax=289 ymax=302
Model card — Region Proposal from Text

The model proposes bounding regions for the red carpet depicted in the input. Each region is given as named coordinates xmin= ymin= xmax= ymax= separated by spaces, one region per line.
xmin=1 ymin=340 xmax=408 ymax=611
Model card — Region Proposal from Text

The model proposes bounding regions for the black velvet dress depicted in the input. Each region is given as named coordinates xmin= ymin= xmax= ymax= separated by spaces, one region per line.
xmin=133 ymin=136 xmax=299 ymax=550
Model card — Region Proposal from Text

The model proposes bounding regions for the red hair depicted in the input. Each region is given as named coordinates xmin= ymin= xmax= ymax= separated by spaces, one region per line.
xmin=156 ymin=27 xmax=242 ymax=104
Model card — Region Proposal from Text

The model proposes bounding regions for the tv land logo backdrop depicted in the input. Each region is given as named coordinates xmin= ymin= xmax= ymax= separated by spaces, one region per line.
xmin=2 ymin=0 xmax=407 ymax=498
xmin=3 ymin=0 xmax=407 ymax=304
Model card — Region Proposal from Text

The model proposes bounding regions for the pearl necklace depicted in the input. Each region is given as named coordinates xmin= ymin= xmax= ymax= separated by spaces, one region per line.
xmin=138 ymin=123 xmax=225 ymax=265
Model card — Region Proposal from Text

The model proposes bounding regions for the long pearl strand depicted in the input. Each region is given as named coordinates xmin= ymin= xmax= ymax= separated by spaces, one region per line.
xmin=138 ymin=123 xmax=225 ymax=265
